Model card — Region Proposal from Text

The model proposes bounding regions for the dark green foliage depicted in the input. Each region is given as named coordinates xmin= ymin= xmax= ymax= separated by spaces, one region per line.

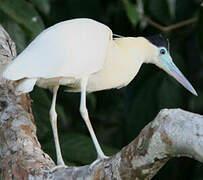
xmin=0 ymin=0 xmax=44 ymax=39
xmin=124 ymin=1 xmax=139 ymax=26
xmin=1 ymin=0 xmax=202 ymax=179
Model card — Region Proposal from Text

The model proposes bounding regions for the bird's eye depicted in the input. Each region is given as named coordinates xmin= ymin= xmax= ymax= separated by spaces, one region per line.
xmin=160 ymin=49 xmax=166 ymax=55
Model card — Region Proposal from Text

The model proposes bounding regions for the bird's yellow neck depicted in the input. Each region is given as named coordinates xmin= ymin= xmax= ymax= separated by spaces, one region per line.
xmin=87 ymin=37 xmax=153 ymax=92
xmin=113 ymin=37 xmax=157 ymax=64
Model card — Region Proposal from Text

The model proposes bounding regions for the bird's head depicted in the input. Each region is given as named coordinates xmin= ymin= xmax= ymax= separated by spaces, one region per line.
xmin=145 ymin=35 xmax=197 ymax=96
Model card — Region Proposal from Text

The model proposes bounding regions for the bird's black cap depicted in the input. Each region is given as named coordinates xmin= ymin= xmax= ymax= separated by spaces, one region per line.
xmin=146 ymin=35 xmax=169 ymax=50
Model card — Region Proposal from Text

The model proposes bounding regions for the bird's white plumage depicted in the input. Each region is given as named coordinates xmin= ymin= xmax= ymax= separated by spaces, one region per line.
xmin=15 ymin=78 xmax=37 ymax=95
xmin=3 ymin=18 xmax=112 ymax=80
xmin=2 ymin=18 xmax=197 ymax=167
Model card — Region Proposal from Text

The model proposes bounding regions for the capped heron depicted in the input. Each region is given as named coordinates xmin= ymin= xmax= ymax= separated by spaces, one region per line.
xmin=3 ymin=18 xmax=197 ymax=167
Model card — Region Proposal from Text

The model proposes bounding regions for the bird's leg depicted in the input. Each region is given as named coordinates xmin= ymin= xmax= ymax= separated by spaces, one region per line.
xmin=80 ymin=77 xmax=108 ymax=162
xmin=50 ymin=85 xmax=66 ymax=166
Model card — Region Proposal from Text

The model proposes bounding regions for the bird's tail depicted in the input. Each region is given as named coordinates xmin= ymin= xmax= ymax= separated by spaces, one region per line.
xmin=15 ymin=78 xmax=37 ymax=95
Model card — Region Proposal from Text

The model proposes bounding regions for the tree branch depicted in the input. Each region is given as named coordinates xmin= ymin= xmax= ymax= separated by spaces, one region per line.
xmin=0 ymin=26 xmax=203 ymax=180
xmin=143 ymin=16 xmax=197 ymax=32
xmin=135 ymin=0 xmax=197 ymax=32
xmin=0 ymin=25 xmax=55 ymax=180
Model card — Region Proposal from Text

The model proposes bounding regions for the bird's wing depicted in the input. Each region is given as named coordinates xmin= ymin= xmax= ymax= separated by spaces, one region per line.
xmin=3 ymin=18 xmax=112 ymax=80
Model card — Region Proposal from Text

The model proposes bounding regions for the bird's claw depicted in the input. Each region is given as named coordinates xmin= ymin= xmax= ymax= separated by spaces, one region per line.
xmin=49 ymin=164 xmax=68 ymax=173
xmin=88 ymin=155 xmax=109 ymax=172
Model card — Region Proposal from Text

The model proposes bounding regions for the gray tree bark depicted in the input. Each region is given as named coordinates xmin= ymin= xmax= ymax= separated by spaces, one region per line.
xmin=0 ymin=25 xmax=203 ymax=180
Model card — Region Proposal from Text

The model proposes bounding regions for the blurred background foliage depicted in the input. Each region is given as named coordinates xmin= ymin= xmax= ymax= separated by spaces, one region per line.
xmin=0 ymin=0 xmax=203 ymax=179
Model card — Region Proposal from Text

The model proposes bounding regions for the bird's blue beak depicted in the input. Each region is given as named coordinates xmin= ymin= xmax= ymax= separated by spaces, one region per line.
xmin=159 ymin=52 xmax=197 ymax=96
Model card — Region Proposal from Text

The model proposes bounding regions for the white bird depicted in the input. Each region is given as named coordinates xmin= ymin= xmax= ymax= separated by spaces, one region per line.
xmin=2 ymin=18 xmax=197 ymax=167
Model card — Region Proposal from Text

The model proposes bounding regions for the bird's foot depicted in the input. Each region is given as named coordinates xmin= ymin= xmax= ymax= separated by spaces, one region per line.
xmin=49 ymin=164 xmax=68 ymax=173
xmin=89 ymin=155 xmax=109 ymax=171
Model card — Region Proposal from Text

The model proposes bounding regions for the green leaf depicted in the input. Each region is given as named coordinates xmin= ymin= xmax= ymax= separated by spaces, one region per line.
xmin=29 ymin=0 xmax=50 ymax=15
xmin=124 ymin=73 xmax=160 ymax=141
xmin=166 ymin=0 xmax=176 ymax=19
xmin=0 ymin=0 xmax=45 ymax=38
xmin=198 ymin=6 xmax=203 ymax=63
xmin=31 ymin=87 xmax=52 ymax=140
xmin=124 ymin=2 xmax=140 ymax=27
xmin=157 ymin=75 xmax=184 ymax=108
xmin=0 ymin=9 xmax=27 ymax=53
xmin=190 ymin=91 xmax=203 ymax=113
xmin=148 ymin=0 xmax=171 ymax=25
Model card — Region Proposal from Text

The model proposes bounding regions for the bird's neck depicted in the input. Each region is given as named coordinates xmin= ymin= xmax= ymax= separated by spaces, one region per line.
xmin=113 ymin=37 xmax=155 ymax=64
xmin=87 ymin=37 xmax=152 ymax=92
